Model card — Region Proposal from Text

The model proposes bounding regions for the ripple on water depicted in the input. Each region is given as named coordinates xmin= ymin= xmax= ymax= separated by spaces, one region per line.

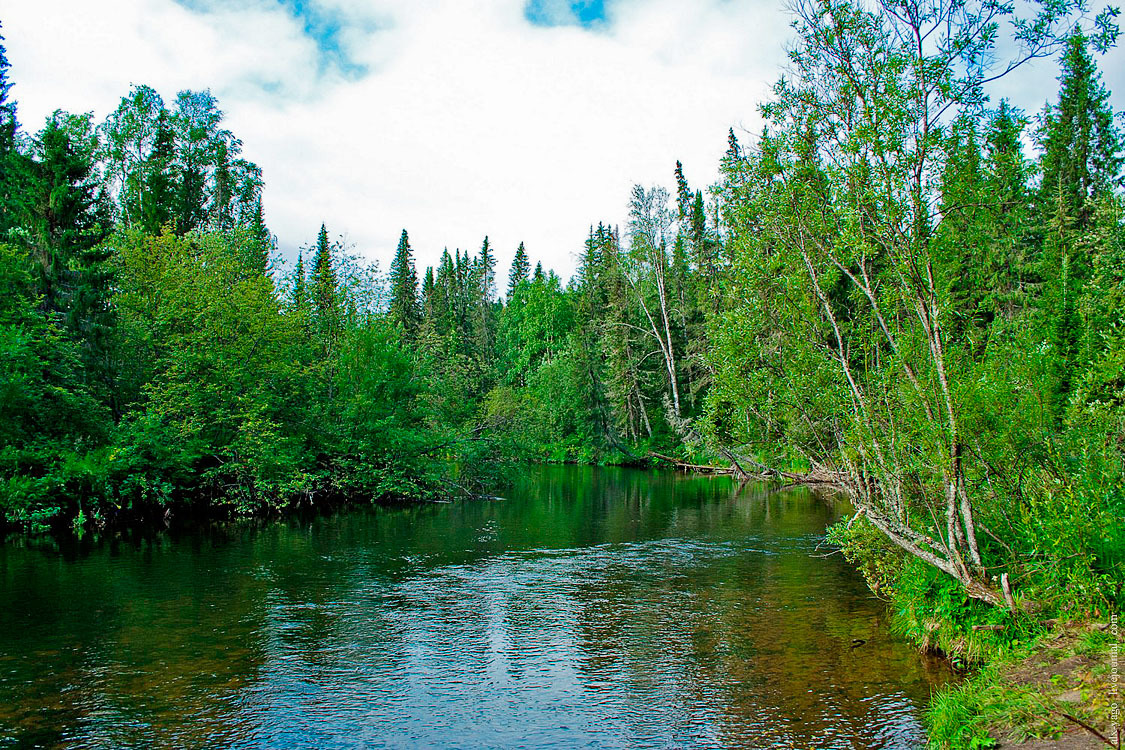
xmin=0 ymin=467 xmax=949 ymax=749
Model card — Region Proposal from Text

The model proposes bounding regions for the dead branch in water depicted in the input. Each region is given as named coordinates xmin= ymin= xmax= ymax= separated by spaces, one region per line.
xmin=647 ymin=452 xmax=849 ymax=488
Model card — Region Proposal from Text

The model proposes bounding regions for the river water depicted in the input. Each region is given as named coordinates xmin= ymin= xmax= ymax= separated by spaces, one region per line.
xmin=0 ymin=466 xmax=950 ymax=749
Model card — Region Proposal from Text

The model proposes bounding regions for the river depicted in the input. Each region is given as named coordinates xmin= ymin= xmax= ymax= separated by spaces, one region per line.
xmin=0 ymin=466 xmax=951 ymax=748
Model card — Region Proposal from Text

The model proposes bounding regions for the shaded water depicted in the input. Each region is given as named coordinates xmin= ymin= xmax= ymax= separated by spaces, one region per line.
xmin=0 ymin=467 xmax=949 ymax=749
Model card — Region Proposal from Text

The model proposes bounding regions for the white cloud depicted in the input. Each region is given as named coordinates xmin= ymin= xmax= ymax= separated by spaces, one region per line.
xmin=4 ymin=0 xmax=1122 ymax=283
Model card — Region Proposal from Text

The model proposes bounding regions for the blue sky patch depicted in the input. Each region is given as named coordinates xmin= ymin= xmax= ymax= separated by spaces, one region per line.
xmin=172 ymin=0 xmax=371 ymax=78
xmin=524 ymin=0 xmax=609 ymax=29
xmin=276 ymin=0 xmax=368 ymax=77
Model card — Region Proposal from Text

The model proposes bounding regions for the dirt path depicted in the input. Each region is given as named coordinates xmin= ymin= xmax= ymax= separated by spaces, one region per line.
xmin=987 ymin=624 xmax=1120 ymax=750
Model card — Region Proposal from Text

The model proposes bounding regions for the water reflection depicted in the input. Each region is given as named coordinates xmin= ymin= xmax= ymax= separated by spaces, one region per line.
xmin=0 ymin=467 xmax=950 ymax=748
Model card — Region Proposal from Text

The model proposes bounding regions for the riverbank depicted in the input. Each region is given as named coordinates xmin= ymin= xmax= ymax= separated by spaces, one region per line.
xmin=927 ymin=622 xmax=1120 ymax=749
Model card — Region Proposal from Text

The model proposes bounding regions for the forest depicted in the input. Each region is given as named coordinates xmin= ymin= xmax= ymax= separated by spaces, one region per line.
xmin=1 ymin=0 xmax=1123 ymax=707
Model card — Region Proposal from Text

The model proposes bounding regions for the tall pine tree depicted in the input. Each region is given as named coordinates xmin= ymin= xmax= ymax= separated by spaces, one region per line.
xmin=139 ymin=109 xmax=176 ymax=234
xmin=507 ymin=241 xmax=530 ymax=299
xmin=248 ymin=198 xmax=272 ymax=275
xmin=1039 ymin=31 xmax=1123 ymax=236
xmin=0 ymin=21 xmax=19 ymax=233
xmin=1038 ymin=31 xmax=1123 ymax=407
xmin=292 ymin=249 xmax=308 ymax=313
xmin=388 ymin=228 xmax=420 ymax=337
xmin=0 ymin=21 xmax=14 ymax=148
xmin=311 ymin=223 xmax=339 ymax=340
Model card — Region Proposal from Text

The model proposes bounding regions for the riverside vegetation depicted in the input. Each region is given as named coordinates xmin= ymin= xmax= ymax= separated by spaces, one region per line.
xmin=1 ymin=0 xmax=1123 ymax=745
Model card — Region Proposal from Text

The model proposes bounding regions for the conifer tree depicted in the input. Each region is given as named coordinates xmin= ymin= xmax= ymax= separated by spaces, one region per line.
xmin=210 ymin=138 xmax=235 ymax=230
xmin=248 ymin=198 xmax=272 ymax=275
xmin=474 ymin=236 xmax=498 ymax=367
xmin=432 ymin=249 xmax=457 ymax=337
xmin=0 ymin=21 xmax=14 ymax=148
xmin=984 ymin=100 xmax=1034 ymax=313
xmin=388 ymin=228 xmax=420 ymax=336
xmin=674 ymin=161 xmax=692 ymax=220
xmin=23 ymin=114 xmax=107 ymax=319
xmin=477 ymin=236 xmax=497 ymax=301
xmin=724 ymin=128 xmax=740 ymax=162
xmin=939 ymin=116 xmax=991 ymax=331
xmin=311 ymin=223 xmax=338 ymax=320
xmin=13 ymin=112 xmax=115 ymax=404
xmin=533 ymin=261 xmax=544 ymax=282
xmin=0 ymin=22 xmax=19 ymax=233
xmin=292 ymin=250 xmax=308 ymax=312
xmin=1037 ymin=31 xmax=1123 ymax=406
xmin=421 ymin=266 xmax=435 ymax=320
xmin=1039 ymin=30 xmax=1123 ymax=236
xmin=988 ymin=101 xmax=1032 ymax=211
xmin=507 ymin=241 xmax=530 ymax=299
xmin=139 ymin=109 xmax=176 ymax=234
xmin=569 ymin=223 xmax=614 ymax=448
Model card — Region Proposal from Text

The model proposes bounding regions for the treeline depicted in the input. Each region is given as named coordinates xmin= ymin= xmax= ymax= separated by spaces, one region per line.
xmin=0 ymin=24 xmax=489 ymax=530
xmin=375 ymin=0 xmax=1125 ymax=626
xmin=380 ymin=177 xmax=723 ymax=465
xmin=0 ymin=7 xmax=733 ymax=534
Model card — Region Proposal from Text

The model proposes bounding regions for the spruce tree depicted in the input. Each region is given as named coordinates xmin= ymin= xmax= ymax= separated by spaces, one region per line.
xmin=533 ymin=261 xmax=544 ymax=282
xmin=24 ymin=114 xmax=106 ymax=319
xmin=311 ymin=223 xmax=338 ymax=320
xmin=432 ymin=249 xmax=457 ymax=337
xmin=984 ymin=100 xmax=1034 ymax=313
xmin=388 ymin=228 xmax=420 ymax=336
xmin=248 ymin=198 xmax=272 ymax=275
xmin=507 ymin=241 xmax=530 ymax=299
xmin=988 ymin=101 xmax=1031 ymax=211
xmin=474 ymin=237 xmax=497 ymax=368
xmin=210 ymin=138 xmax=234 ymax=230
xmin=140 ymin=110 xmax=176 ymax=234
xmin=939 ymin=117 xmax=987 ymax=328
xmin=477 ymin=236 xmax=496 ymax=301
xmin=0 ymin=22 xmax=19 ymax=233
xmin=1039 ymin=30 xmax=1123 ymax=236
xmin=0 ymin=21 xmax=13 ymax=152
xmin=292 ymin=249 xmax=308 ymax=312
xmin=1037 ymin=31 xmax=1123 ymax=407
xmin=674 ymin=161 xmax=692 ymax=220
xmin=724 ymin=128 xmax=741 ymax=163
xmin=421 ymin=266 xmax=435 ymax=320
xmin=13 ymin=113 xmax=114 ymax=404
xmin=575 ymin=227 xmax=600 ymax=290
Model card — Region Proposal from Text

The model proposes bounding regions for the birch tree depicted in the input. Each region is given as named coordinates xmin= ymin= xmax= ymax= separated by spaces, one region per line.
xmin=719 ymin=0 xmax=1116 ymax=606
xmin=626 ymin=184 xmax=684 ymax=420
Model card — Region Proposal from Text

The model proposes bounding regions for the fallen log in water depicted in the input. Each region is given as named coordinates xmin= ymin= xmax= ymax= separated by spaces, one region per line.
xmin=647 ymin=452 xmax=849 ymax=488
xmin=648 ymin=452 xmax=736 ymax=474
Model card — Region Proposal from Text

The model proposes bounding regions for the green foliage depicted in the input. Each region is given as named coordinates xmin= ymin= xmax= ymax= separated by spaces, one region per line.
xmin=110 ymin=229 xmax=307 ymax=511
xmin=0 ymin=243 xmax=107 ymax=529
xmin=926 ymin=669 xmax=1006 ymax=750
xmin=826 ymin=516 xmax=906 ymax=600
xmin=99 ymin=85 xmax=262 ymax=235
xmin=705 ymin=0 xmax=1124 ymax=620
xmin=926 ymin=625 xmax=1118 ymax=748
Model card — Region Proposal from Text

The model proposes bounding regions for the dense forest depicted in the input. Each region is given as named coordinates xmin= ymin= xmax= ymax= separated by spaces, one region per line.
xmin=1 ymin=0 xmax=1123 ymax=664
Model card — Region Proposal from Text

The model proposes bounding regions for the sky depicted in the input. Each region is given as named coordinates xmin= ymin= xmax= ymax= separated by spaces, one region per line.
xmin=3 ymin=0 xmax=1123 ymax=282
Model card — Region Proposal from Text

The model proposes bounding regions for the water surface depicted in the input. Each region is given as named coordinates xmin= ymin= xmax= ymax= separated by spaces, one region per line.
xmin=0 ymin=466 xmax=949 ymax=748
